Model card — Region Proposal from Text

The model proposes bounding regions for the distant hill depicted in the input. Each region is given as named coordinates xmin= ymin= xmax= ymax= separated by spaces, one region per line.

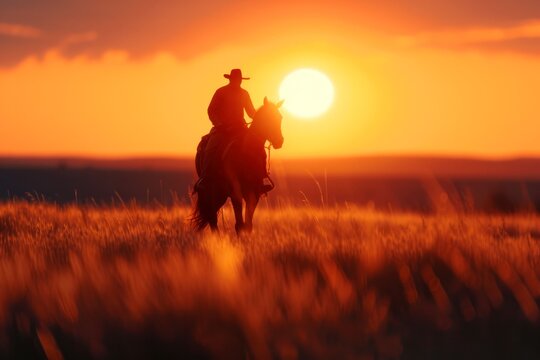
xmin=0 ymin=156 xmax=194 ymax=171
xmin=275 ymin=156 xmax=540 ymax=178
xmin=1 ymin=155 xmax=540 ymax=211
xmin=1 ymin=155 xmax=540 ymax=178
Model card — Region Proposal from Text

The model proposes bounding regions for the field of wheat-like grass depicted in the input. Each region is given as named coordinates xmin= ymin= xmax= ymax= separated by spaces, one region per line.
xmin=1 ymin=202 xmax=540 ymax=359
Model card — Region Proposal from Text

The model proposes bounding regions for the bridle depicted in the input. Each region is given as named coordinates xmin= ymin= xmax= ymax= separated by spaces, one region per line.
xmin=245 ymin=113 xmax=279 ymax=193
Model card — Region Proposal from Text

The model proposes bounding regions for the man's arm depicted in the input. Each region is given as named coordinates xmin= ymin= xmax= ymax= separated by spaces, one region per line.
xmin=243 ymin=90 xmax=256 ymax=119
xmin=207 ymin=90 xmax=219 ymax=125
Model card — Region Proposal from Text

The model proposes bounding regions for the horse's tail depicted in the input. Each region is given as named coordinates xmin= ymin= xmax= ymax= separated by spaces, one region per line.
xmin=190 ymin=189 xmax=213 ymax=231
xmin=190 ymin=134 xmax=213 ymax=231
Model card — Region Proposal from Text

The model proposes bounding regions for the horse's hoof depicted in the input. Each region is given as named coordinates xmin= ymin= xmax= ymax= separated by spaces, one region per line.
xmin=235 ymin=224 xmax=244 ymax=235
xmin=235 ymin=225 xmax=254 ymax=236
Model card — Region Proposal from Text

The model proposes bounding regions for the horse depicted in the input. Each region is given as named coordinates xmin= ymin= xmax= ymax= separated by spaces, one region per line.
xmin=191 ymin=97 xmax=284 ymax=234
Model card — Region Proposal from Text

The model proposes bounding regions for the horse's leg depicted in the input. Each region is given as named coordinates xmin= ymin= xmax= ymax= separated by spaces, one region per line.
xmin=208 ymin=212 xmax=218 ymax=232
xmin=211 ymin=191 xmax=228 ymax=232
xmin=230 ymin=182 xmax=245 ymax=234
xmin=231 ymin=197 xmax=244 ymax=234
xmin=224 ymin=159 xmax=245 ymax=235
xmin=244 ymin=191 xmax=260 ymax=234
xmin=208 ymin=188 xmax=227 ymax=232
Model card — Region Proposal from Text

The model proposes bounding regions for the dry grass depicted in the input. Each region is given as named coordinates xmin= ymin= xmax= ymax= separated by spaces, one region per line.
xmin=1 ymin=202 xmax=540 ymax=359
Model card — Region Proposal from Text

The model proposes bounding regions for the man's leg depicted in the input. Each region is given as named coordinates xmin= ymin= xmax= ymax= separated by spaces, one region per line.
xmin=198 ymin=133 xmax=222 ymax=189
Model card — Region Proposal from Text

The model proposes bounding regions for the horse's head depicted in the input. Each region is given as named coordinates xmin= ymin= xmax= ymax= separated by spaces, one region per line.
xmin=252 ymin=97 xmax=284 ymax=149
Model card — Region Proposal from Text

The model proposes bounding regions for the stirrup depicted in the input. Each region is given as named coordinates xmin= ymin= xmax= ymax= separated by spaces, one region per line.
xmin=194 ymin=178 xmax=205 ymax=192
xmin=261 ymin=175 xmax=275 ymax=194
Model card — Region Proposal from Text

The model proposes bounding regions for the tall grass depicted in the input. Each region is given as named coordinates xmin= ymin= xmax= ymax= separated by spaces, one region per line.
xmin=0 ymin=202 xmax=539 ymax=359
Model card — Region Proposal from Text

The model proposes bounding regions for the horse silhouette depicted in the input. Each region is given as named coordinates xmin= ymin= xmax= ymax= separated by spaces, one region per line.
xmin=191 ymin=97 xmax=284 ymax=234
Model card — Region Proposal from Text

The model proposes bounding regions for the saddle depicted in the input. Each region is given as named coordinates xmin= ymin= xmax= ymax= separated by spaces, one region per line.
xmin=196 ymin=127 xmax=244 ymax=175
xmin=194 ymin=126 xmax=273 ymax=194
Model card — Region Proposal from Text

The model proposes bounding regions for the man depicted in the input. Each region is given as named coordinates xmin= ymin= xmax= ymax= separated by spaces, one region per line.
xmin=198 ymin=69 xmax=257 ymax=188
xmin=207 ymin=68 xmax=256 ymax=129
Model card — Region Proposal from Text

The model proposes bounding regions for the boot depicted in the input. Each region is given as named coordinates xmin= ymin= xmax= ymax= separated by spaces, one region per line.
xmin=194 ymin=177 xmax=207 ymax=192
xmin=261 ymin=177 xmax=274 ymax=194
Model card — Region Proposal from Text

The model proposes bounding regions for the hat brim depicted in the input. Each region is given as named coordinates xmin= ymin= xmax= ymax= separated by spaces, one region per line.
xmin=224 ymin=74 xmax=250 ymax=80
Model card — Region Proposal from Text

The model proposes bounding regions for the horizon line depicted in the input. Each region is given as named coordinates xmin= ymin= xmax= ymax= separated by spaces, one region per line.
xmin=1 ymin=152 xmax=540 ymax=162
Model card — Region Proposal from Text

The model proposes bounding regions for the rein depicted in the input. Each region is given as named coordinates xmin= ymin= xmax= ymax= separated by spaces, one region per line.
xmin=265 ymin=143 xmax=272 ymax=175
xmin=246 ymin=119 xmax=272 ymax=175
xmin=245 ymin=112 xmax=277 ymax=193
xmin=264 ymin=143 xmax=275 ymax=193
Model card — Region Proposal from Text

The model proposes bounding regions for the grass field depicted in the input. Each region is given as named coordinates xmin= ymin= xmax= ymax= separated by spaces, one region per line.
xmin=1 ymin=202 xmax=540 ymax=359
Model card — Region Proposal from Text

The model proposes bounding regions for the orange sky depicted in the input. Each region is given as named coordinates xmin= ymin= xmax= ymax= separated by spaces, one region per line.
xmin=1 ymin=0 xmax=540 ymax=158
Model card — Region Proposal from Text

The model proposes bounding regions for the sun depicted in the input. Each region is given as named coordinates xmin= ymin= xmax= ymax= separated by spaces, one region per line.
xmin=279 ymin=68 xmax=334 ymax=119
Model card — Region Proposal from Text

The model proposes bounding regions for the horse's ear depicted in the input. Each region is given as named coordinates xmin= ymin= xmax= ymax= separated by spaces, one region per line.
xmin=276 ymin=99 xmax=285 ymax=108
xmin=263 ymin=96 xmax=269 ymax=106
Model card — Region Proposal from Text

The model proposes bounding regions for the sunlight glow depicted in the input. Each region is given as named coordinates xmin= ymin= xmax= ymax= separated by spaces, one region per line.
xmin=279 ymin=68 xmax=334 ymax=119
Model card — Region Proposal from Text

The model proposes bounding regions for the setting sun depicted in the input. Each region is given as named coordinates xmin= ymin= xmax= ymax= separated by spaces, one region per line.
xmin=278 ymin=68 xmax=334 ymax=119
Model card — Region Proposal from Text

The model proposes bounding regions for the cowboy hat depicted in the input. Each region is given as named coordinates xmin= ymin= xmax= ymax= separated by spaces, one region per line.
xmin=224 ymin=68 xmax=250 ymax=80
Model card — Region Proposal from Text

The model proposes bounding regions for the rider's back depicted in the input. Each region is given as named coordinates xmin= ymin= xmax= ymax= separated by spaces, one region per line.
xmin=208 ymin=84 xmax=253 ymax=129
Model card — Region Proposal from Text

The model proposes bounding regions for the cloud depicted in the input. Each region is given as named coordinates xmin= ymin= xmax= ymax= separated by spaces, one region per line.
xmin=60 ymin=32 xmax=98 ymax=46
xmin=0 ymin=22 xmax=41 ymax=38
xmin=0 ymin=0 xmax=233 ymax=66
xmin=397 ymin=20 xmax=540 ymax=46
xmin=394 ymin=20 xmax=540 ymax=54
xmin=472 ymin=37 xmax=540 ymax=55
xmin=56 ymin=31 xmax=98 ymax=53
xmin=2 ymin=0 xmax=540 ymax=66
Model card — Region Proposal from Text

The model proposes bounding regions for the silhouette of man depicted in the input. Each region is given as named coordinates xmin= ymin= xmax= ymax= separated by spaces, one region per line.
xmin=207 ymin=68 xmax=256 ymax=129
xmin=198 ymin=69 xmax=256 ymax=188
